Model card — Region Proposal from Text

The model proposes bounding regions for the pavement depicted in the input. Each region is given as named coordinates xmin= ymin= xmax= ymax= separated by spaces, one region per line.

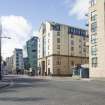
xmin=0 ymin=80 xmax=10 ymax=88
xmin=35 ymin=76 xmax=91 ymax=81
xmin=0 ymin=75 xmax=105 ymax=105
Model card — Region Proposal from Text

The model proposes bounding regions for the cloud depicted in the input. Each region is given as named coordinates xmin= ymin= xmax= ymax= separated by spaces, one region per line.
xmin=65 ymin=0 xmax=90 ymax=20
xmin=22 ymin=30 xmax=39 ymax=58
xmin=1 ymin=15 xmax=32 ymax=59
xmin=32 ymin=30 xmax=39 ymax=37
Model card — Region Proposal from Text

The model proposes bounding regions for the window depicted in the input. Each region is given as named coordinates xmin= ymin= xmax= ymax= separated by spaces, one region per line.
xmin=56 ymin=58 xmax=61 ymax=65
xmin=39 ymin=63 xmax=41 ymax=67
xmin=84 ymin=42 xmax=86 ymax=46
xmin=83 ymin=48 xmax=86 ymax=52
xmin=48 ymin=68 xmax=51 ymax=75
xmin=71 ymin=47 xmax=74 ymax=51
xmin=57 ymin=38 xmax=60 ymax=43
xmin=68 ymin=27 xmax=86 ymax=36
xmin=42 ymin=28 xmax=45 ymax=34
xmin=92 ymin=57 xmax=97 ymax=67
xmin=71 ymin=35 xmax=74 ymax=38
xmin=57 ymin=45 xmax=60 ymax=49
xmin=48 ymin=59 xmax=50 ymax=65
xmin=71 ymin=40 xmax=74 ymax=45
xmin=91 ymin=22 xmax=97 ymax=32
xmin=43 ymin=36 xmax=46 ymax=57
xmin=79 ymin=51 xmax=82 ymax=54
xmin=16 ymin=63 xmax=19 ymax=66
xmin=91 ymin=46 xmax=97 ymax=56
xmin=32 ymin=50 xmax=36 ymax=52
xmin=57 ymin=32 xmax=60 ymax=36
xmin=56 ymin=25 xmax=60 ymax=30
xmin=91 ymin=34 xmax=97 ymax=44
xmin=91 ymin=11 xmax=96 ymax=21
xmin=52 ymin=24 xmax=60 ymax=31
xmin=90 ymin=0 xmax=96 ymax=6
xmin=71 ymin=61 xmax=74 ymax=66
xmin=79 ymin=45 xmax=81 ymax=48
xmin=57 ymin=51 xmax=60 ymax=54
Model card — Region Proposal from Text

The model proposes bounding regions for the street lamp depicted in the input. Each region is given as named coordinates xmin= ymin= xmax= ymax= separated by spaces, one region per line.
xmin=0 ymin=37 xmax=11 ymax=39
xmin=0 ymin=18 xmax=2 ymax=80
xmin=0 ymin=18 xmax=11 ymax=80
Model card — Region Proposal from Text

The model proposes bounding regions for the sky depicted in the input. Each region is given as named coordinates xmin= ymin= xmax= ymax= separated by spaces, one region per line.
xmin=0 ymin=0 xmax=90 ymax=59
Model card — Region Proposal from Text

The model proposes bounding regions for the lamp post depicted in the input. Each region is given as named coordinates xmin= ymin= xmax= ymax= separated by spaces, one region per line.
xmin=0 ymin=18 xmax=11 ymax=80
xmin=0 ymin=18 xmax=2 ymax=80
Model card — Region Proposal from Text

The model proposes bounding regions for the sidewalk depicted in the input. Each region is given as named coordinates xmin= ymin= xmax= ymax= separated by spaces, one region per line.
xmin=0 ymin=81 xmax=9 ymax=88
xmin=34 ymin=76 xmax=91 ymax=82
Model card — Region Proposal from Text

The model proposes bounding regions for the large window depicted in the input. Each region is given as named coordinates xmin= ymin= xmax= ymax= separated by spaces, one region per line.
xmin=92 ymin=57 xmax=97 ymax=67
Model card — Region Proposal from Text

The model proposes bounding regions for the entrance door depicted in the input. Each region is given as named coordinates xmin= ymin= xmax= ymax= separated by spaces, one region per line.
xmin=42 ymin=61 xmax=45 ymax=76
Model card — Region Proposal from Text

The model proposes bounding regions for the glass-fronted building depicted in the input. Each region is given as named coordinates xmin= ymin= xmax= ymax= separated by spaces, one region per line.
xmin=26 ymin=37 xmax=38 ymax=75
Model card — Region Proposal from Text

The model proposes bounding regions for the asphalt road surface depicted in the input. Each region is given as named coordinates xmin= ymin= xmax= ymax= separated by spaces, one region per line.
xmin=0 ymin=75 xmax=105 ymax=105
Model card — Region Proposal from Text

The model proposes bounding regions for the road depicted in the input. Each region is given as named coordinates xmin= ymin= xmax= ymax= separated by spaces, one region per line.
xmin=0 ymin=75 xmax=105 ymax=105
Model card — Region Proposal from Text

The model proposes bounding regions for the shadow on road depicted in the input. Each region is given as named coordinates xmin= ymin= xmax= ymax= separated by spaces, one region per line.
xmin=0 ymin=77 xmax=51 ymax=93
xmin=0 ymin=89 xmax=17 ymax=93
xmin=0 ymin=97 xmax=46 ymax=102
xmin=0 ymin=77 xmax=48 ymax=102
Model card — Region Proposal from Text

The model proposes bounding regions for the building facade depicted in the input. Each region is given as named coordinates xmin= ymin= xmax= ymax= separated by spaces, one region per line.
xmin=13 ymin=48 xmax=24 ymax=74
xmin=26 ymin=37 xmax=38 ymax=75
xmin=89 ymin=0 xmax=105 ymax=77
xmin=23 ymin=57 xmax=30 ymax=70
xmin=6 ymin=56 xmax=13 ymax=74
xmin=38 ymin=21 xmax=89 ymax=76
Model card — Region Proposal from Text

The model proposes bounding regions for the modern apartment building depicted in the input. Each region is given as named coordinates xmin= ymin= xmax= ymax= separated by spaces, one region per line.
xmin=38 ymin=21 xmax=89 ymax=76
xmin=26 ymin=37 xmax=38 ymax=75
xmin=13 ymin=48 xmax=24 ymax=74
xmin=89 ymin=0 xmax=105 ymax=77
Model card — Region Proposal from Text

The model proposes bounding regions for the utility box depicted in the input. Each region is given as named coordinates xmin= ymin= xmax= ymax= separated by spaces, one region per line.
xmin=73 ymin=66 xmax=89 ymax=78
